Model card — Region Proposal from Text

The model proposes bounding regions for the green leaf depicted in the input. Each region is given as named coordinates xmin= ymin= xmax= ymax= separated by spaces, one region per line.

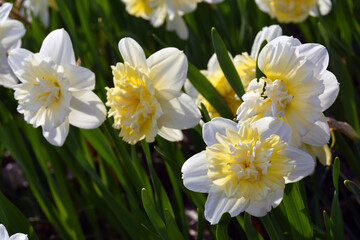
xmin=344 ymin=180 xmax=360 ymax=204
xmin=197 ymin=208 xmax=204 ymax=240
xmin=200 ymin=102 xmax=211 ymax=123
xmin=141 ymin=188 xmax=168 ymax=239
xmin=282 ymin=182 xmax=313 ymax=240
xmin=332 ymin=157 xmax=340 ymax=191
xmin=211 ymin=27 xmax=245 ymax=100
xmin=187 ymin=62 xmax=233 ymax=119
xmin=323 ymin=211 xmax=331 ymax=239
xmin=216 ymin=212 xmax=231 ymax=240
xmin=0 ymin=191 xmax=39 ymax=240
xmin=330 ymin=191 xmax=344 ymax=240
xmin=164 ymin=209 xmax=185 ymax=240
xmin=236 ymin=214 xmax=263 ymax=240
xmin=260 ymin=214 xmax=285 ymax=240
xmin=255 ymin=40 xmax=267 ymax=80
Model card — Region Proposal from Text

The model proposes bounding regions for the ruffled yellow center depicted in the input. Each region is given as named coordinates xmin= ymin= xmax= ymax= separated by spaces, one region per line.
xmin=198 ymin=69 xmax=242 ymax=118
xmin=234 ymin=52 xmax=256 ymax=89
xmin=269 ymin=0 xmax=317 ymax=22
xmin=32 ymin=77 xmax=61 ymax=108
xmin=264 ymin=78 xmax=293 ymax=118
xmin=206 ymin=125 xmax=292 ymax=201
xmin=106 ymin=62 xmax=163 ymax=144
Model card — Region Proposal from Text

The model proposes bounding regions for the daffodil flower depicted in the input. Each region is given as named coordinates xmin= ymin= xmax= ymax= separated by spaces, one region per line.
xmin=8 ymin=29 xmax=107 ymax=146
xmin=182 ymin=117 xmax=315 ymax=224
xmin=237 ymin=36 xmax=339 ymax=148
xmin=121 ymin=0 xmax=223 ymax=39
xmin=106 ymin=37 xmax=201 ymax=144
xmin=0 ymin=3 xmax=25 ymax=88
xmin=0 ymin=224 xmax=28 ymax=240
xmin=184 ymin=25 xmax=282 ymax=118
xmin=255 ymin=0 xmax=332 ymax=23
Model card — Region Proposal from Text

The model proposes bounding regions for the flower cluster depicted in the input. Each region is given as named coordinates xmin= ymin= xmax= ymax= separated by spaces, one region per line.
xmin=121 ymin=0 xmax=223 ymax=39
xmin=182 ymin=25 xmax=339 ymax=224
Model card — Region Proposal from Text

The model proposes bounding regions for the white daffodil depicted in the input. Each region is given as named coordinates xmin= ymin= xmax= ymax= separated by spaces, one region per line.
xmin=237 ymin=36 xmax=339 ymax=148
xmin=23 ymin=0 xmax=57 ymax=27
xmin=106 ymin=37 xmax=201 ymax=144
xmin=0 ymin=224 xmax=28 ymax=240
xmin=8 ymin=29 xmax=107 ymax=146
xmin=184 ymin=25 xmax=282 ymax=118
xmin=121 ymin=0 xmax=222 ymax=39
xmin=0 ymin=3 xmax=26 ymax=88
xmin=182 ymin=117 xmax=315 ymax=224
xmin=255 ymin=0 xmax=332 ymax=23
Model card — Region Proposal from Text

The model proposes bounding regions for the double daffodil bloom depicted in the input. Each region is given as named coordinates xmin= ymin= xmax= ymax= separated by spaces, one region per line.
xmin=237 ymin=36 xmax=339 ymax=148
xmin=8 ymin=29 xmax=107 ymax=146
xmin=0 ymin=3 xmax=26 ymax=88
xmin=121 ymin=0 xmax=223 ymax=39
xmin=0 ymin=224 xmax=28 ymax=240
xmin=255 ymin=0 xmax=332 ymax=23
xmin=106 ymin=37 xmax=201 ymax=144
xmin=182 ymin=117 xmax=315 ymax=224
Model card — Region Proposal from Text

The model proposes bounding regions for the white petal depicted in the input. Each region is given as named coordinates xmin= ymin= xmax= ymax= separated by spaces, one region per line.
xmin=202 ymin=117 xmax=239 ymax=146
xmin=319 ymin=70 xmax=339 ymax=111
xmin=0 ymin=47 xmax=17 ymax=88
xmin=251 ymin=117 xmax=292 ymax=144
xmin=302 ymin=114 xmax=330 ymax=147
xmin=0 ymin=3 xmax=12 ymax=24
xmin=42 ymin=118 xmax=69 ymax=146
xmin=184 ymin=79 xmax=199 ymax=99
xmin=245 ymin=189 xmax=283 ymax=217
xmin=39 ymin=29 xmax=76 ymax=65
xmin=118 ymin=38 xmax=148 ymax=74
xmin=7 ymin=48 xmax=33 ymax=74
xmin=147 ymin=47 xmax=187 ymax=91
xmin=182 ymin=151 xmax=213 ymax=193
xmin=205 ymin=188 xmax=248 ymax=224
xmin=207 ymin=53 xmax=221 ymax=76
xmin=166 ymin=15 xmax=189 ymax=40
xmin=63 ymin=64 xmax=95 ymax=91
xmin=284 ymin=146 xmax=315 ymax=183
xmin=69 ymin=91 xmax=106 ymax=129
xmin=250 ymin=25 xmax=282 ymax=59
xmin=309 ymin=0 xmax=332 ymax=16
xmin=10 ymin=233 xmax=28 ymax=240
xmin=157 ymin=92 xmax=200 ymax=129
xmin=257 ymin=36 xmax=301 ymax=73
xmin=169 ymin=0 xmax=197 ymax=15
xmin=254 ymin=0 xmax=270 ymax=14
xmin=0 ymin=224 xmax=10 ymax=240
xmin=158 ymin=126 xmax=183 ymax=142
xmin=297 ymin=43 xmax=329 ymax=77
xmin=0 ymin=20 xmax=26 ymax=51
